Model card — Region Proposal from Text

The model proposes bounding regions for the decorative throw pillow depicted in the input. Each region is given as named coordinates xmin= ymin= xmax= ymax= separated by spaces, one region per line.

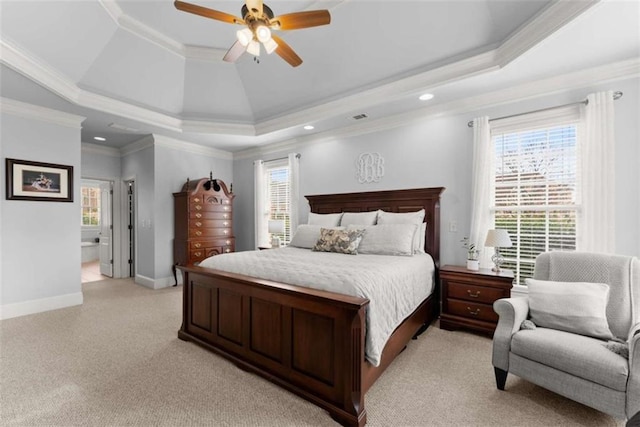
xmin=308 ymin=212 xmax=343 ymax=226
xmin=339 ymin=211 xmax=378 ymax=226
xmin=312 ymin=228 xmax=365 ymax=255
xmin=289 ymin=225 xmax=344 ymax=249
xmin=520 ymin=320 xmax=537 ymax=330
xmin=526 ymin=278 xmax=614 ymax=340
xmin=348 ymin=224 xmax=417 ymax=256
xmin=376 ymin=209 xmax=425 ymax=253
xmin=602 ymin=341 xmax=629 ymax=359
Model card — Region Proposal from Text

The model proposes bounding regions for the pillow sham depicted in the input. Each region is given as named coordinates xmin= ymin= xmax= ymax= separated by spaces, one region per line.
xmin=376 ymin=209 xmax=426 ymax=253
xmin=339 ymin=211 xmax=378 ymax=226
xmin=312 ymin=228 xmax=365 ymax=255
xmin=290 ymin=224 xmax=344 ymax=249
xmin=308 ymin=212 xmax=342 ymax=226
xmin=349 ymin=224 xmax=417 ymax=256
xmin=526 ymin=278 xmax=614 ymax=340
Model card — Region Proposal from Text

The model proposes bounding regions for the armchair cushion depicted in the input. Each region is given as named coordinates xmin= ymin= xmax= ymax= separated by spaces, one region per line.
xmin=511 ymin=328 xmax=629 ymax=391
xmin=526 ymin=278 xmax=614 ymax=340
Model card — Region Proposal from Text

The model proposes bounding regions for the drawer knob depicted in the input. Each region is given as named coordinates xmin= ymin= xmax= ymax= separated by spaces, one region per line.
xmin=223 ymin=229 xmax=229 ymax=235
xmin=195 ymin=205 xmax=202 ymax=211
xmin=467 ymin=290 xmax=481 ymax=298
xmin=225 ymin=248 xmax=231 ymax=253
xmin=223 ymin=214 xmax=228 ymax=219
xmin=194 ymin=251 xmax=202 ymax=257
xmin=194 ymin=197 xmax=200 ymax=203
xmin=195 ymin=221 xmax=202 ymax=227
xmin=195 ymin=231 xmax=202 ymax=236
xmin=195 ymin=213 xmax=202 ymax=218
xmin=194 ymin=243 xmax=201 ymax=248
xmin=467 ymin=307 xmax=481 ymax=316
xmin=223 ymin=221 xmax=228 ymax=226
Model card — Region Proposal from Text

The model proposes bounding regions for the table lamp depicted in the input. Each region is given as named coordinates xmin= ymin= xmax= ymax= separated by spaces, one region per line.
xmin=268 ymin=220 xmax=285 ymax=248
xmin=484 ymin=229 xmax=513 ymax=272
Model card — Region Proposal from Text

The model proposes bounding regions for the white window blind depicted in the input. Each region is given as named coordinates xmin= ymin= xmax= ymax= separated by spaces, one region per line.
xmin=265 ymin=159 xmax=292 ymax=245
xmin=491 ymin=110 xmax=580 ymax=285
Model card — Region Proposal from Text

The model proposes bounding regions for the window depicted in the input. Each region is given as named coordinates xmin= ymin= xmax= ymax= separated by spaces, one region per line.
xmin=492 ymin=121 xmax=579 ymax=285
xmin=265 ymin=159 xmax=292 ymax=245
xmin=81 ymin=185 xmax=101 ymax=226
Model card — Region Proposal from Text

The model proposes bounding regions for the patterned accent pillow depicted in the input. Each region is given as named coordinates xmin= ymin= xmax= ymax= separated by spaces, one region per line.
xmin=312 ymin=228 xmax=366 ymax=255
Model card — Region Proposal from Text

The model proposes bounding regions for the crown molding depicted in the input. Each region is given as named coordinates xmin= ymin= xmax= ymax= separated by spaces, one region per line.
xmin=81 ymin=142 xmax=121 ymax=157
xmin=0 ymin=97 xmax=85 ymax=128
xmin=183 ymin=45 xmax=227 ymax=62
xmin=120 ymin=135 xmax=155 ymax=157
xmin=182 ymin=118 xmax=255 ymax=136
xmin=234 ymin=58 xmax=640 ymax=160
xmin=153 ymin=134 xmax=233 ymax=160
xmin=496 ymin=0 xmax=600 ymax=66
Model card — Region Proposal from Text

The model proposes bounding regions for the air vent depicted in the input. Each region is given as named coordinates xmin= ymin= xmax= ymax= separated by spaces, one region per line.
xmin=351 ymin=113 xmax=368 ymax=120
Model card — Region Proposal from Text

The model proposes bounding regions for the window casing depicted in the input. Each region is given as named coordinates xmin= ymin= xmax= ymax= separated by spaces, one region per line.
xmin=491 ymin=119 xmax=579 ymax=285
xmin=265 ymin=160 xmax=292 ymax=245
xmin=81 ymin=185 xmax=101 ymax=227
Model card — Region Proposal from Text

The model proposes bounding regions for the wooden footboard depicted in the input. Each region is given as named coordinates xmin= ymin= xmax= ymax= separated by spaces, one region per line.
xmin=178 ymin=264 xmax=437 ymax=426
xmin=178 ymin=264 xmax=371 ymax=426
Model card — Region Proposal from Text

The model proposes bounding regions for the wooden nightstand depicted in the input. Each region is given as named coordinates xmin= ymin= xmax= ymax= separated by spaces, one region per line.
xmin=440 ymin=265 xmax=514 ymax=336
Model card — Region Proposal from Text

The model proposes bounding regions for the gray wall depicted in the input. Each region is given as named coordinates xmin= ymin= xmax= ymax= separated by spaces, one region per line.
xmin=153 ymin=143 xmax=233 ymax=282
xmin=232 ymin=76 xmax=640 ymax=265
xmin=1 ymin=111 xmax=82 ymax=310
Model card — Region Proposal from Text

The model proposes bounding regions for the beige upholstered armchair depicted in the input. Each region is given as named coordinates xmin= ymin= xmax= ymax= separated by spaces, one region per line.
xmin=492 ymin=252 xmax=640 ymax=420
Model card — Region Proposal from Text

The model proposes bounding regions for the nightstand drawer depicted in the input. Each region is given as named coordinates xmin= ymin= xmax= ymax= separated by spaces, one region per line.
xmin=447 ymin=282 xmax=506 ymax=304
xmin=447 ymin=299 xmax=498 ymax=323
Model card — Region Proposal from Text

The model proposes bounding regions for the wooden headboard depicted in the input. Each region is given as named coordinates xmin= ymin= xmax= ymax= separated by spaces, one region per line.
xmin=305 ymin=187 xmax=445 ymax=267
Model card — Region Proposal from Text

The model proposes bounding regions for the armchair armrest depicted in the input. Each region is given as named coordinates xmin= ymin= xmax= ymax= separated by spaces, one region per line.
xmin=492 ymin=297 xmax=530 ymax=372
xmin=627 ymin=322 xmax=640 ymax=418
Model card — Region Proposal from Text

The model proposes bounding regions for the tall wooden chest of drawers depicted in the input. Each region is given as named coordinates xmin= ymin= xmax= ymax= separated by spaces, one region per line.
xmin=173 ymin=178 xmax=235 ymax=275
xmin=440 ymin=265 xmax=513 ymax=336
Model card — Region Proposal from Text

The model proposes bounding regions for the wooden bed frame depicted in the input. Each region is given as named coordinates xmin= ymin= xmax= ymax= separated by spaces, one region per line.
xmin=177 ymin=187 xmax=444 ymax=426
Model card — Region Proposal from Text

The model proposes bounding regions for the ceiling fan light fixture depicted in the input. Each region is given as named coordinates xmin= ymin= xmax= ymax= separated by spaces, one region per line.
xmin=247 ymin=39 xmax=261 ymax=56
xmin=255 ymin=25 xmax=271 ymax=43
xmin=263 ymin=37 xmax=278 ymax=54
xmin=236 ymin=28 xmax=253 ymax=46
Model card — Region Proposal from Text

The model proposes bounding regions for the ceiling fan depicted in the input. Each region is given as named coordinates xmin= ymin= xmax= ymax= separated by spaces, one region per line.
xmin=174 ymin=0 xmax=331 ymax=67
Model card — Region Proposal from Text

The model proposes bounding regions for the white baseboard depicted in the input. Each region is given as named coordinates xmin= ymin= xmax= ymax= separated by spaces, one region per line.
xmin=135 ymin=274 xmax=178 ymax=289
xmin=0 ymin=292 xmax=84 ymax=320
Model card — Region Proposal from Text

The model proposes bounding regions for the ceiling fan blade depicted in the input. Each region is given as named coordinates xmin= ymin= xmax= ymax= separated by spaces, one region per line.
xmin=271 ymin=35 xmax=302 ymax=67
xmin=174 ymin=1 xmax=243 ymax=25
xmin=271 ymin=10 xmax=330 ymax=30
xmin=223 ymin=40 xmax=247 ymax=63
xmin=245 ymin=0 xmax=263 ymax=16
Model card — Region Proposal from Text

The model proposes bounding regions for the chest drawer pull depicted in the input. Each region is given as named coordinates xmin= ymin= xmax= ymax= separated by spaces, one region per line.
xmin=467 ymin=307 xmax=481 ymax=316
xmin=223 ymin=214 xmax=228 ymax=219
xmin=223 ymin=229 xmax=229 ymax=234
xmin=195 ymin=205 xmax=202 ymax=211
xmin=195 ymin=213 xmax=202 ymax=218
xmin=225 ymin=248 xmax=231 ymax=253
xmin=194 ymin=243 xmax=202 ymax=248
xmin=194 ymin=251 xmax=202 ymax=257
xmin=193 ymin=197 xmax=200 ymax=203
xmin=223 ymin=206 xmax=229 ymax=211
xmin=226 ymin=240 xmax=231 ymax=245
xmin=467 ymin=290 xmax=481 ymax=298
xmin=223 ymin=221 xmax=229 ymax=226
xmin=195 ymin=221 xmax=202 ymax=227
xmin=195 ymin=230 xmax=202 ymax=236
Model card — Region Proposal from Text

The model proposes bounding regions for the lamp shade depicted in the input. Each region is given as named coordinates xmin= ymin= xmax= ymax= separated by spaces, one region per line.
xmin=484 ymin=229 xmax=513 ymax=248
xmin=268 ymin=220 xmax=285 ymax=234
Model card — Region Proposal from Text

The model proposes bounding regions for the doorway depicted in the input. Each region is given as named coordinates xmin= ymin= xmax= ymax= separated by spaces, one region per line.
xmin=81 ymin=179 xmax=114 ymax=283
xmin=125 ymin=180 xmax=135 ymax=278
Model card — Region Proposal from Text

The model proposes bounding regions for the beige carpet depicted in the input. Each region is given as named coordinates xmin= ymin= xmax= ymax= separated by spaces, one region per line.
xmin=0 ymin=278 xmax=623 ymax=426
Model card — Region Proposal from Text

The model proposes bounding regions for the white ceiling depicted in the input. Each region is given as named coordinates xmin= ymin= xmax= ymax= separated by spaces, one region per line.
xmin=0 ymin=0 xmax=638 ymax=152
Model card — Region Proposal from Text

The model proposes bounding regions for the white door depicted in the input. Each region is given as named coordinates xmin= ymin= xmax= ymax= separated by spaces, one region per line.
xmin=99 ymin=181 xmax=113 ymax=277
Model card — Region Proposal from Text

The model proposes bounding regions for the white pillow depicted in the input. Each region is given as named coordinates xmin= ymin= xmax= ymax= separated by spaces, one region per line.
xmin=307 ymin=212 xmax=342 ymax=226
xmin=340 ymin=211 xmax=378 ymax=226
xmin=376 ymin=209 xmax=425 ymax=253
xmin=290 ymin=224 xmax=344 ymax=249
xmin=348 ymin=224 xmax=417 ymax=256
xmin=526 ymin=278 xmax=614 ymax=340
xmin=416 ymin=222 xmax=427 ymax=254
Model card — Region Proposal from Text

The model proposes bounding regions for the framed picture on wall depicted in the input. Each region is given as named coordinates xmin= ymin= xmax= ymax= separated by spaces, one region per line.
xmin=5 ymin=158 xmax=74 ymax=202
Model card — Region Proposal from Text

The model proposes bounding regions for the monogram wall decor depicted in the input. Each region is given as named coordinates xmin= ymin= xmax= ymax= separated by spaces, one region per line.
xmin=356 ymin=152 xmax=385 ymax=184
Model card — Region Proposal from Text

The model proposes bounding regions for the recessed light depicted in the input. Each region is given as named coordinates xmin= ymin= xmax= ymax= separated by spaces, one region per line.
xmin=303 ymin=125 xmax=314 ymax=130
xmin=419 ymin=93 xmax=434 ymax=101
xmin=94 ymin=136 xmax=106 ymax=141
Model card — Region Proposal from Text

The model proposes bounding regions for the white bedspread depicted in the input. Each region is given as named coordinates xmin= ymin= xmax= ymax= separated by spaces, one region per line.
xmin=198 ymin=247 xmax=435 ymax=366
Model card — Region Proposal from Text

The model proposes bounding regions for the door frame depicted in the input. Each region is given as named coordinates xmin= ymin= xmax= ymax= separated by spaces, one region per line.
xmin=81 ymin=176 xmax=122 ymax=278
xmin=121 ymin=177 xmax=137 ymax=279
